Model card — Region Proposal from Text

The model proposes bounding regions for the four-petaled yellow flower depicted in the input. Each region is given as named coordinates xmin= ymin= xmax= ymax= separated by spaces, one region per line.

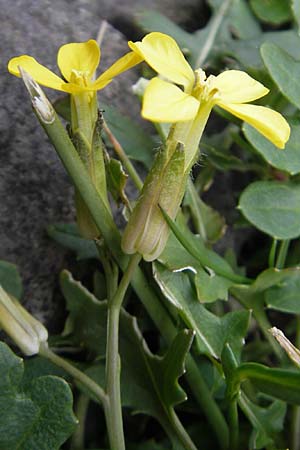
xmin=8 ymin=39 xmax=142 ymax=94
xmin=8 ymin=40 xmax=143 ymax=241
xmin=128 ymin=32 xmax=290 ymax=149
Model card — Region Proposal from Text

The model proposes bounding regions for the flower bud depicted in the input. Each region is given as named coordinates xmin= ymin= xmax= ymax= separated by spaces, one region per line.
xmin=0 ymin=286 xmax=48 ymax=356
xmin=122 ymin=143 xmax=185 ymax=261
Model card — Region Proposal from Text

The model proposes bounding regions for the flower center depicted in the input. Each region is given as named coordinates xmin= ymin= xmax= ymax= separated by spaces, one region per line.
xmin=192 ymin=68 xmax=220 ymax=103
xmin=70 ymin=69 xmax=91 ymax=87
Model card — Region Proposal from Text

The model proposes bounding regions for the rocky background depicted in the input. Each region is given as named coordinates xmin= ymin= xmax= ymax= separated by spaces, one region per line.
xmin=0 ymin=0 xmax=203 ymax=329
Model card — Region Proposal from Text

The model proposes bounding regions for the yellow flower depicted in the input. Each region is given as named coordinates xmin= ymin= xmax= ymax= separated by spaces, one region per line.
xmin=8 ymin=39 xmax=142 ymax=94
xmin=129 ymin=32 xmax=290 ymax=149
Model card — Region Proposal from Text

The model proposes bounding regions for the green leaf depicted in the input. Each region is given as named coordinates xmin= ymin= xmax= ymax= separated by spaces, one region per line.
xmin=23 ymin=356 xmax=69 ymax=385
xmin=231 ymin=30 xmax=300 ymax=70
xmin=239 ymin=393 xmax=286 ymax=449
xmin=194 ymin=269 xmax=233 ymax=303
xmin=60 ymin=270 xmax=107 ymax=357
xmin=160 ymin=208 xmax=250 ymax=284
xmin=234 ymin=362 xmax=300 ymax=404
xmin=202 ymin=143 xmax=247 ymax=172
xmin=137 ymin=1 xmax=260 ymax=68
xmin=238 ymin=181 xmax=300 ymax=239
xmin=231 ymin=266 xmax=300 ymax=316
xmin=184 ymin=181 xmax=226 ymax=243
xmin=102 ymin=103 xmax=155 ymax=169
xmin=120 ymin=310 xmax=194 ymax=449
xmin=154 ymin=262 xmax=250 ymax=359
xmin=159 ymin=225 xmax=234 ymax=303
xmin=261 ymin=42 xmax=300 ymax=109
xmin=85 ymin=310 xmax=194 ymax=449
xmin=264 ymin=267 xmax=300 ymax=313
xmin=0 ymin=260 xmax=23 ymax=300
xmin=243 ymin=119 xmax=300 ymax=175
xmin=250 ymin=0 xmax=291 ymax=25
xmin=0 ymin=342 xmax=77 ymax=449
xmin=225 ymin=0 xmax=262 ymax=40
xmin=47 ymin=223 xmax=98 ymax=260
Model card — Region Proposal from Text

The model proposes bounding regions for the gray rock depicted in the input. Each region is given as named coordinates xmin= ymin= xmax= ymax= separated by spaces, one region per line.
xmin=0 ymin=0 xmax=143 ymax=329
xmin=94 ymin=0 xmax=205 ymax=34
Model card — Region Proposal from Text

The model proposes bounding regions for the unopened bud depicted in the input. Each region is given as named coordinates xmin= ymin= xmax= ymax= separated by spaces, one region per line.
xmin=19 ymin=66 xmax=55 ymax=124
xmin=0 ymin=285 xmax=48 ymax=356
xmin=122 ymin=143 xmax=185 ymax=261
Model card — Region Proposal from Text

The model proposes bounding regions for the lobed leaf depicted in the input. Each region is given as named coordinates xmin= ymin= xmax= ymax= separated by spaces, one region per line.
xmin=154 ymin=262 xmax=250 ymax=360
xmin=0 ymin=343 xmax=76 ymax=450
xmin=60 ymin=270 xmax=107 ymax=357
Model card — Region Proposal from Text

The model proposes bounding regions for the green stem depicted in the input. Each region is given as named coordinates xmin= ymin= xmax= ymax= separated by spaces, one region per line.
xmin=71 ymin=394 xmax=89 ymax=450
xmin=253 ymin=304 xmax=283 ymax=360
xmin=185 ymin=355 xmax=229 ymax=449
xmin=103 ymin=120 xmax=143 ymax=191
xmin=292 ymin=407 xmax=300 ymax=450
xmin=231 ymin=286 xmax=283 ymax=361
xmin=105 ymin=253 xmax=141 ymax=450
xmin=268 ymin=239 xmax=278 ymax=268
xmin=95 ymin=240 xmax=119 ymax=300
xmin=228 ymin=400 xmax=239 ymax=450
xmin=186 ymin=177 xmax=207 ymax=240
xmin=195 ymin=0 xmax=232 ymax=67
xmin=33 ymin=105 xmax=229 ymax=449
xmin=39 ymin=343 xmax=107 ymax=406
xmin=168 ymin=408 xmax=198 ymax=450
xmin=275 ymin=239 xmax=290 ymax=269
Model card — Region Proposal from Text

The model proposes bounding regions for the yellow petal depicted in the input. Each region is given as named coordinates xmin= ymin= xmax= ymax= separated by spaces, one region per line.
xmin=212 ymin=70 xmax=269 ymax=104
xmin=92 ymin=51 xmax=143 ymax=90
xmin=142 ymin=77 xmax=199 ymax=122
xmin=218 ymin=102 xmax=290 ymax=148
xmin=128 ymin=32 xmax=195 ymax=91
xmin=57 ymin=40 xmax=100 ymax=82
xmin=8 ymin=55 xmax=68 ymax=91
